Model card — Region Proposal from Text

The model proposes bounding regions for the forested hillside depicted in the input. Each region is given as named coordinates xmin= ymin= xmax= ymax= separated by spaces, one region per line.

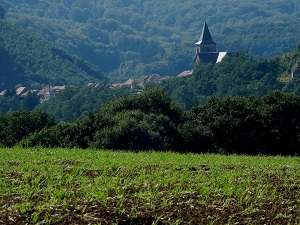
xmin=0 ymin=19 xmax=107 ymax=89
xmin=147 ymin=43 xmax=300 ymax=109
xmin=2 ymin=0 xmax=300 ymax=81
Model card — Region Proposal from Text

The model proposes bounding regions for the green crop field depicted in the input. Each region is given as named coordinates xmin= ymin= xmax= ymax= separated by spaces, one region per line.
xmin=0 ymin=148 xmax=299 ymax=224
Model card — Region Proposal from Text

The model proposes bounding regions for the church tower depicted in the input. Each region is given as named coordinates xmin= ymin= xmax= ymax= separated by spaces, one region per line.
xmin=194 ymin=22 xmax=229 ymax=64
xmin=195 ymin=22 xmax=216 ymax=54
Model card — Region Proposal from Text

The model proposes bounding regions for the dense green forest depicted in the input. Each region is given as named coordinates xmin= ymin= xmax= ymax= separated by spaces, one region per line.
xmin=2 ymin=0 xmax=300 ymax=81
xmin=1 ymin=89 xmax=300 ymax=155
xmin=159 ymin=47 xmax=300 ymax=108
xmin=0 ymin=4 xmax=5 ymax=19
xmin=0 ymin=19 xmax=107 ymax=89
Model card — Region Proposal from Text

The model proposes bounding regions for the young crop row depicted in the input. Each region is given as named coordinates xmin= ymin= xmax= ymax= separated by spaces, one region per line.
xmin=1 ymin=148 xmax=300 ymax=224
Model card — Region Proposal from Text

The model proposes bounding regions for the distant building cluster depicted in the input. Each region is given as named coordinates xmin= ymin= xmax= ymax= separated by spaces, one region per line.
xmin=0 ymin=85 xmax=66 ymax=102
xmin=109 ymin=74 xmax=172 ymax=89
xmin=37 ymin=86 xmax=66 ymax=101
xmin=0 ymin=86 xmax=29 ymax=97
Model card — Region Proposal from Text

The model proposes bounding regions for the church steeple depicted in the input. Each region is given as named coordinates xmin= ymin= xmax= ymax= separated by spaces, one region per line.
xmin=194 ymin=21 xmax=230 ymax=64
xmin=195 ymin=22 xmax=216 ymax=53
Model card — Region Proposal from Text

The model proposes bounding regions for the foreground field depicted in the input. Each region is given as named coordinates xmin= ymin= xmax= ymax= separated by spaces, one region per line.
xmin=0 ymin=148 xmax=299 ymax=224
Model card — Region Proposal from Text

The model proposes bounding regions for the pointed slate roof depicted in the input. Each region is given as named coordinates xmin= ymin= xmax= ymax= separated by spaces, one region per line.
xmin=195 ymin=22 xmax=216 ymax=45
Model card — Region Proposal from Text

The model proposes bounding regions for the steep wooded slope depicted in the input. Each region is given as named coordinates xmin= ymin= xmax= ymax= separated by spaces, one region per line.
xmin=0 ymin=20 xmax=107 ymax=89
xmin=2 ymin=0 xmax=300 ymax=81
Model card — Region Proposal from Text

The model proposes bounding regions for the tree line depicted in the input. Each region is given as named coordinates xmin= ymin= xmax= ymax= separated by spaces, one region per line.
xmin=1 ymin=89 xmax=300 ymax=155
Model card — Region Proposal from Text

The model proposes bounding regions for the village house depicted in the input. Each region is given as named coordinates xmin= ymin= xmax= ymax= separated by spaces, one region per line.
xmin=15 ymin=86 xmax=27 ymax=96
xmin=177 ymin=70 xmax=193 ymax=77
xmin=37 ymin=85 xmax=66 ymax=101
xmin=0 ymin=89 xmax=7 ymax=96
xmin=120 ymin=74 xmax=168 ymax=89
xmin=87 ymin=83 xmax=99 ymax=88
xmin=291 ymin=63 xmax=300 ymax=79
xmin=123 ymin=79 xmax=135 ymax=87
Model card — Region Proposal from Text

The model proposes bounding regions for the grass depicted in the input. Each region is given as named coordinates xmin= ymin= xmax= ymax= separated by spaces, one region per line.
xmin=1 ymin=147 xmax=300 ymax=224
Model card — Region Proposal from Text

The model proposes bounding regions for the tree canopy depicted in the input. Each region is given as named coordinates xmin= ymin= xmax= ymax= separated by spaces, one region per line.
xmin=0 ymin=5 xmax=5 ymax=19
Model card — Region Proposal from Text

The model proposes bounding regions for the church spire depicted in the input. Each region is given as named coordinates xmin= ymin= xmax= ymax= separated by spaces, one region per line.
xmin=195 ymin=22 xmax=216 ymax=53
xmin=199 ymin=22 xmax=215 ymax=44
